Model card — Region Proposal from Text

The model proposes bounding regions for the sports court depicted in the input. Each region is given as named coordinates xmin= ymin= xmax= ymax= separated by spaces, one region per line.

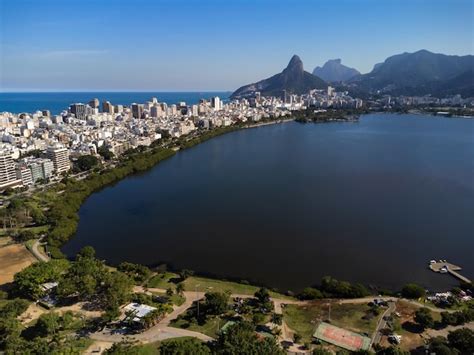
xmin=313 ymin=322 xmax=371 ymax=351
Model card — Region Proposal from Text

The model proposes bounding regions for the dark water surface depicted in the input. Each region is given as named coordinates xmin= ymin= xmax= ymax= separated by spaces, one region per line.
xmin=63 ymin=114 xmax=474 ymax=292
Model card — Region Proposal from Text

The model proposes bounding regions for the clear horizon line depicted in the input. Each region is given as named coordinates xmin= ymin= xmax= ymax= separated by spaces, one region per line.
xmin=0 ymin=89 xmax=233 ymax=94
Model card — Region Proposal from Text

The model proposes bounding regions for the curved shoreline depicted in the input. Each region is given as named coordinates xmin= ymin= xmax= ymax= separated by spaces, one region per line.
xmin=48 ymin=119 xmax=294 ymax=256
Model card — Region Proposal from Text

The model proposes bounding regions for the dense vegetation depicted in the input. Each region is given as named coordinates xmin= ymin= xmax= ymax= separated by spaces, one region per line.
xmin=297 ymin=276 xmax=370 ymax=300
xmin=293 ymin=108 xmax=364 ymax=123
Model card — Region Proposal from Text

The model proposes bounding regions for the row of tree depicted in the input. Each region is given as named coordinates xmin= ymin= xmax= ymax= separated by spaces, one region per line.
xmin=45 ymin=147 xmax=176 ymax=253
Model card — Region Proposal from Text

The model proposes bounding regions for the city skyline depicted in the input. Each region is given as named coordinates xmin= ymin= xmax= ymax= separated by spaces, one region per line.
xmin=1 ymin=0 xmax=473 ymax=92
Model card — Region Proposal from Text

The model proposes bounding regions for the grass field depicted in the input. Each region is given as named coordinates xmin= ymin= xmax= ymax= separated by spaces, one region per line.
xmin=283 ymin=301 xmax=382 ymax=343
xmin=170 ymin=313 xmax=224 ymax=338
xmin=147 ymin=273 xmax=293 ymax=299
xmin=184 ymin=276 xmax=293 ymax=299
xmin=147 ymin=272 xmax=179 ymax=289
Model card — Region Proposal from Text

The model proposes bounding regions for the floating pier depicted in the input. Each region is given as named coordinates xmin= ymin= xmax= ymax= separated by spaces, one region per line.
xmin=429 ymin=260 xmax=471 ymax=284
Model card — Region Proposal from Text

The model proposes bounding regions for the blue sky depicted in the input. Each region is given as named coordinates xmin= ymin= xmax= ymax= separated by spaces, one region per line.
xmin=1 ymin=0 xmax=472 ymax=92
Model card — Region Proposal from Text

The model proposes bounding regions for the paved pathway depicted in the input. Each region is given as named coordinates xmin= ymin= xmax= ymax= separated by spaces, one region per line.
xmin=371 ymin=301 xmax=396 ymax=345
xmin=30 ymin=239 xmax=49 ymax=262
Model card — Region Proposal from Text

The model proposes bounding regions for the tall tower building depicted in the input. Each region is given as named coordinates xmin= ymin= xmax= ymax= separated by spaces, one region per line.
xmin=47 ymin=146 xmax=70 ymax=174
xmin=70 ymin=103 xmax=87 ymax=120
xmin=211 ymin=97 xmax=221 ymax=110
xmin=0 ymin=152 xmax=22 ymax=189
xmin=89 ymin=98 xmax=100 ymax=109
xmin=102 ymin=101 xmax=114 ymax=114
xmin=131 ymin=103 xmax=144 ymax=119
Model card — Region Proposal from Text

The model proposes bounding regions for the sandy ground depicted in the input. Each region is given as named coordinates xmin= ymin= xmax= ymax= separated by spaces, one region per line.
xmin=0 ymin=243 xmax=36 ymax=284
xmin=84 ymin=340 xmax=114 ymax=354
xmin=18 ymin=303 xmax=48 ymax=324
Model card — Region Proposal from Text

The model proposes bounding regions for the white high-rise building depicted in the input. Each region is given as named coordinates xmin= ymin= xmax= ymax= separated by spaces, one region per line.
xmin=0 ymin=152 xmax=22 ymax=189
xmin=47 ymin=146 xmax=70 ymax=174
xmin=16 ymin=165 xmax=33 ymax=186
xmin=211 ymin=96 xmax=221 ymax=111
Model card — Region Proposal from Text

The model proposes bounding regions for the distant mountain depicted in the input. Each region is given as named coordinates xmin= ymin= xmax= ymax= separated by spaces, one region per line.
xmin=350 ymin=50 xmax=474 ymax=97
xmin=312 ymin=59 xmax=360 ymax=82
xmin=231 ymin=55 xmax=327 ymax=99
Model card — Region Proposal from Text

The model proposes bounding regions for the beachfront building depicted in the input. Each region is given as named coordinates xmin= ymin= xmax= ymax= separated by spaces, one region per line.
xmin=0 ymin=152 xmax=22 ymax=189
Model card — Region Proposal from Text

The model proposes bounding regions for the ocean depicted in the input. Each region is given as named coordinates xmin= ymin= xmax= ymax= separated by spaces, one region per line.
xmin=0 ymin=92 xmax=231 ymax=115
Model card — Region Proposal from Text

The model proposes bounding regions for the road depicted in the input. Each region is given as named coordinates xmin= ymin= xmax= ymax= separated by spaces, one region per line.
xmin=371 ymin=301 xmax=396 ymax=346
xmin=105 ymin=287 xmax=458 ymax=347
xmin=90 ymin=286 xmax=303 ymax=345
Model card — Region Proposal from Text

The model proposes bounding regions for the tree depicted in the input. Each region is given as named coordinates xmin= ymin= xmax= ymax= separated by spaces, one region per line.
xmin=414 ymin=307 xmax=434 ymax=329
xmin=447 ymin=328 xmax=474 ymax=353
xmin=179 ymin=269 xmax=194 ymax=281
xmin=401 ymin=283 xmax=425 ymax=299
xmin=299 ymin=287 xmax=323 ymax=300
xmin=176 ymin=282 xmax=185 ymax=296
xmin=98 ymin=146 xmax=114 ymax=161
xmin=117 ymin=262 xmax=151 ymax=283
xmin=13 ymin=259 xmax=69 ymax=299
xmin=271 ymin=313 xmax=283 ymax=325
xmin=429 ymin=337 xmax=459 ymax=355
xmin=313 ymin=347 xmax=332 ymax=355
xmin=160 ymin=337 xmax=210 ymax=355
xmin=36 ymin=312 xmax=61 ymax=336
xmin=254 ymin=287 xmax=273 ymax=313
xmin=320 ymin=276 xmax=369 ymax=298
xmin=204 ymin=291 xmax=229 ymax=315
xmin=252 ymin=312 xmax=265 ymax=325
xmin=294 ymin=333 xmax=302 ymax=344
xmin=99 ymin=271 xmax=133 ymax=310
xmin=166 ymin=287 xmax=174 ymax=297
xmin=75 ymin=155 xmax=98 ymax=172
xmin=0 ymin=298 xmax=30 ymax=318
xmin=214 ymin=321 xmax=284 ymax=354
xmin=78 ymin=245 xmax=96 ymax=259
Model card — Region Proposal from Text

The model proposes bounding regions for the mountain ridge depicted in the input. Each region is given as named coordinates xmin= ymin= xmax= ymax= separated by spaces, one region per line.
xmin=349 ymin=49 xmax=474 ymax=97
xmin=231 ymin=55 xmax=327 ymax=99
xmin=313 ymin=59 xmax=360 ymax=82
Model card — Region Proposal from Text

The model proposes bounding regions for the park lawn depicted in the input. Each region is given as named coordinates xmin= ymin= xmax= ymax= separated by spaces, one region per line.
xmin=283 ymin=301 xmax=382 ymax=343
xmin=283 ymin=302 xmax=325 ymax=342
xmin=184 ymin=276 xmax=293 ymax=300
xmin=169 ymin=294 xmax=186 ymax=306
xmin=149 ymin=290 xmax=186 ymax=306
xmin=328 ymin=303 xmax=381 ymax=335
xmin=170 ymin=315 xmax=223 ymax=338
xmin=147 ymin=272 xmax=179 ymax=289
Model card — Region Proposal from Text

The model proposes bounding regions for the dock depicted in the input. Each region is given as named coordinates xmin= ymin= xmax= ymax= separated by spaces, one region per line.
xmin=429 ymin=260 xmax=471 ymax=284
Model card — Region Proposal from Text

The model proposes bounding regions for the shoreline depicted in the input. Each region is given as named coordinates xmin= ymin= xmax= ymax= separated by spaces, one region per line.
xmin=11 ymin=112 xmax=471 ymax=295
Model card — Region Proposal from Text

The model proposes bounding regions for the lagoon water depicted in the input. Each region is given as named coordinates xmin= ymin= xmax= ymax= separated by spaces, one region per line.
xmin=63 ymin=114 xmax=474 ymax=292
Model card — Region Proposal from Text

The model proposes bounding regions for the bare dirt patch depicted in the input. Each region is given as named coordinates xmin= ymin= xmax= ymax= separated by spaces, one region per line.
xmin=18 ymin=303 xmax=47 ymax=325
xmin=0 ymin=243 xmax=36 ymax=285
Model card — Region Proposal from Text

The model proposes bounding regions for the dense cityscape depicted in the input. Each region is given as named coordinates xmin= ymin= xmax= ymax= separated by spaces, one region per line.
xmin=0 ymin=88 xmax=471 ymax=191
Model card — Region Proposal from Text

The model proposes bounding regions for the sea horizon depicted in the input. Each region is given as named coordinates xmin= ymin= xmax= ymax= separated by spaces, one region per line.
xmin=0 ymin=91 xmax=232 ymax=115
